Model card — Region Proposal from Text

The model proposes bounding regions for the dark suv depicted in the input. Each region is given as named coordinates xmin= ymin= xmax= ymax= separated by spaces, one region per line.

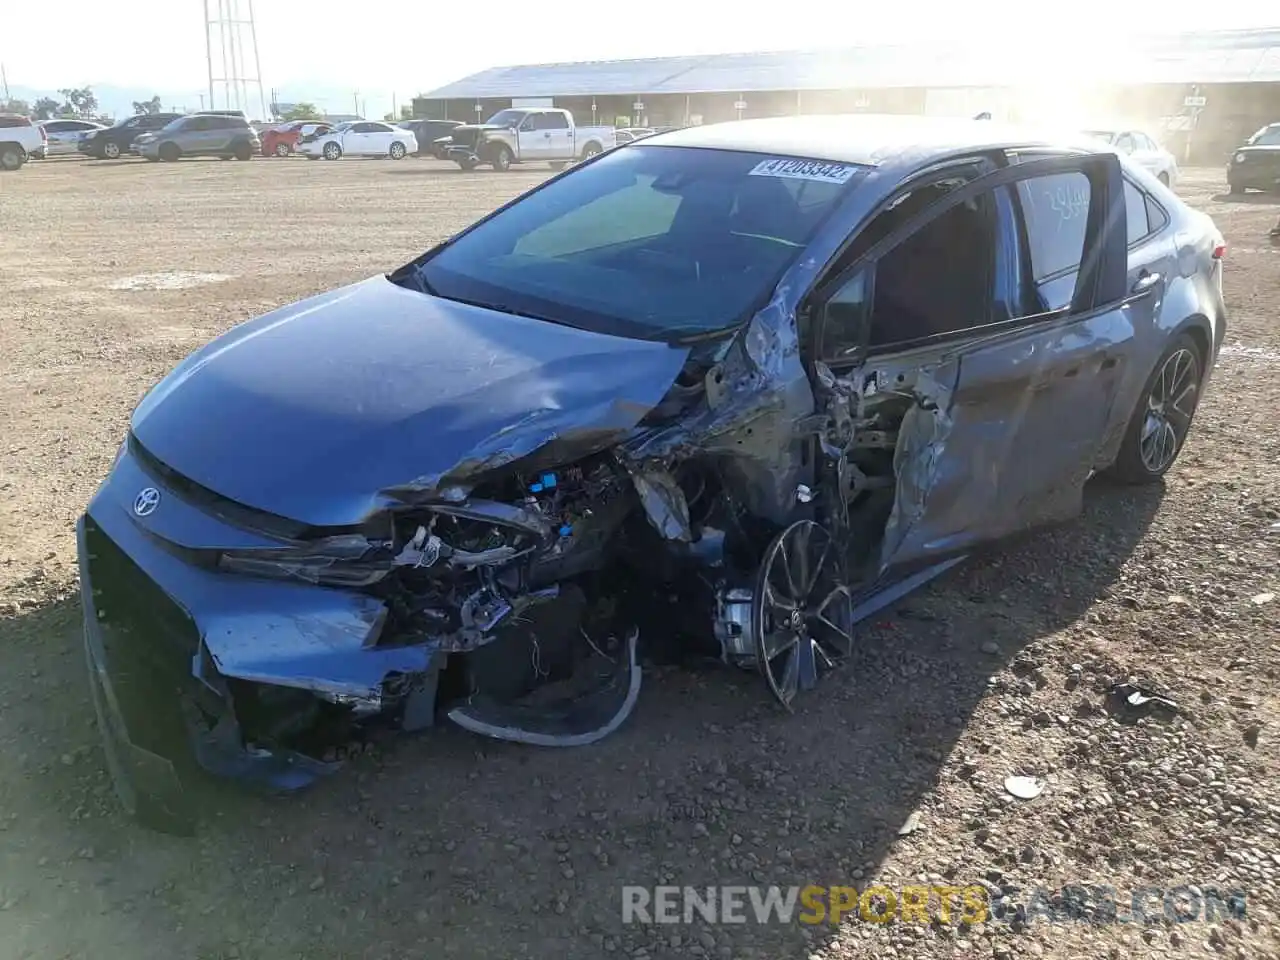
xmin=79 ymin=113 xmax=183 ymax=160
xmin=398 ymin=119 xmax=463 ymax=157
xmin=133 ymin=113 xmax=261 ymax=162
xmin=1227 ymin=122 xmax=1280 ymax=194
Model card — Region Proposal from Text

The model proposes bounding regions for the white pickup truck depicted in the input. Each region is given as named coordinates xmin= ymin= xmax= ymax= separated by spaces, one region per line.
xmin=0 ymin=114 xmax=47 ymax=171
xmin=444 ymin=108 xmax=616 ymax=171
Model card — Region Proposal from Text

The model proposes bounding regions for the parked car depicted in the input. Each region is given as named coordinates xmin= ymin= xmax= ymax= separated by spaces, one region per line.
xmin=614 ymin=127 xmax=657 ymax=145
xmin=261 ymin=120 xmax=332 ymax=156
xmin=445 ymin=107 xmax=616 ymax=170
xmin=132 ymin=113 xmax=261 ymax=162
xmin=1084 ymin=126 xmax=1179 ymax=188
xmin=1226 ymin=122 xmax=1280 ymax=194
xmin=38 ymin=118 xmax=106 ymax=156
xmin=79 ymin=113 xmax=183 ymax=159
xmin=397 ymin=118 xmax=463 ymax=157
xmin=78 ymin=115 xmax=1225 ymax=831
xmin=298 ymin=120 xmax=416 ymax=160
xmin=0 ymin=114 xmax=45 ymax=170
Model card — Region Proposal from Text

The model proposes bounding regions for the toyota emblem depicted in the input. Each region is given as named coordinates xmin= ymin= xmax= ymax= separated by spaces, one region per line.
xmin=133 ymin=487 xmax=161 ymax=517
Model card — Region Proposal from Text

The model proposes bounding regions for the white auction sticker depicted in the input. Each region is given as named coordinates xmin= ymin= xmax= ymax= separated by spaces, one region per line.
xmin=748 ymin=157 xmax=858 ymax=184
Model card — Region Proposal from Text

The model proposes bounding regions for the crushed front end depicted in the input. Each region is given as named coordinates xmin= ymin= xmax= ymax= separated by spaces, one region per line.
xmin=78 ymin=436 xmax=647 ymax=832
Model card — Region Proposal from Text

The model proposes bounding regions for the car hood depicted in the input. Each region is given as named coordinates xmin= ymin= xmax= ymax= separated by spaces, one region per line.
xmin=130 ymin=276 xmax=691 ymax=528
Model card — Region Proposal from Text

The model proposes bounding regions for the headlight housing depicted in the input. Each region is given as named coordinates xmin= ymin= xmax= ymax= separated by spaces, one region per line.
xmin=1235 ymin=152 xmax=1247 ymax=164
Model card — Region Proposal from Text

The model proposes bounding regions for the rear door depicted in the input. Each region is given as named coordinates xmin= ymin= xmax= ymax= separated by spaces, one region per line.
xmin=366 ymin=122 xmax=395 ymax=155
xmin=810 ymin=152 xmax=1141 ymax=573
xmin=540 ymin=110 xmax=573 ymax=157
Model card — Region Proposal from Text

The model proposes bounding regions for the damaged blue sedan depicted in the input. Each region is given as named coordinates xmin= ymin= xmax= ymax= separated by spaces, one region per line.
xmin=79 ymin=116 xmax=1227 ymax=831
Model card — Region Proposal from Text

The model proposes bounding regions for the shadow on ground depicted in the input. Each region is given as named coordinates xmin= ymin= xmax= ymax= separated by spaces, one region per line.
xmin=1210 ymin=191 xmax=1280 ymax=205
xmin=0 ymin=479 xmax=1163 ymax=959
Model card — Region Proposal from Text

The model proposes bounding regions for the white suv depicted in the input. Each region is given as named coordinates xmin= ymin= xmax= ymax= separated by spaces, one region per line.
xmin=0 ymin=114 xmax=46 ymax=170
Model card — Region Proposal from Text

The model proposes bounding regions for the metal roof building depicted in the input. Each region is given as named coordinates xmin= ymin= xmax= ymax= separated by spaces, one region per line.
xmin=423 ymin=28 xmax=1280 ymax=100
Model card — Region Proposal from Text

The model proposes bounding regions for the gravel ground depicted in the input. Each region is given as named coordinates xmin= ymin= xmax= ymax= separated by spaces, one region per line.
xmin=0 ymin=157 xmax=1277 ymax=960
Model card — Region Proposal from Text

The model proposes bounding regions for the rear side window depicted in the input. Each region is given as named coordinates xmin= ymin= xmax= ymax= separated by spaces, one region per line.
xmin=1014 ymin=172 xmax=1090 ymax=311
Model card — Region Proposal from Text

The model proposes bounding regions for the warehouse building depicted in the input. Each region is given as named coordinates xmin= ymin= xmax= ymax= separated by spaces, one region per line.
xmin=413 ymin=28 xmax=1280 ymax=162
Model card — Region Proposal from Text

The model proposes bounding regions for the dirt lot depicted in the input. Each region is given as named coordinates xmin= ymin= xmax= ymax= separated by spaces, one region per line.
xmin=0 ymin=156 xmax=1277 ymax=960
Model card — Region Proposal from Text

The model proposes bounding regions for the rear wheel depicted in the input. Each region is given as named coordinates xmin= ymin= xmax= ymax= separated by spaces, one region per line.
xmin=580 ymin=142 xmax=602 ymax=161
xmin=274 ymin=142 xmax=290 ymax=157
xmin=1157 ymin=171 xmax=1170 ymax=187
xmin=103 ymin=141 xmax=122 ymax=160
xmin=158 ymin=142 xmax=181 ymax=163
xmin=1107 ymin=332 xmax=1203 ymax=484
xmin=457 ymin=157 xmax=478 ymax=171
xmin=389 ymin=141 xmax=407 ymax=160
xmin=233 ymin=140 xmax=252 ymax=161
xmin=0 ymin=145 xmax=24 ymax=171
xmin=323 ymin=141 xmax=342 ymax=161
xmin=549 ymin=160 xmax=566 ymax=171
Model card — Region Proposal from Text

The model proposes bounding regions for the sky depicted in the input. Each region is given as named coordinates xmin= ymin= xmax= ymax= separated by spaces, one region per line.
xmin=2 ymin=0 xmax=1276 ymax=118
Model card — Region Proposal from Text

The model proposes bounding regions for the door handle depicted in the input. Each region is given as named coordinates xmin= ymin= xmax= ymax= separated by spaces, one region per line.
xmin=1131 ymin=270 xmax=1162 ymax=294
xmin=1100 ymin=355 xmax=1119 ymax=370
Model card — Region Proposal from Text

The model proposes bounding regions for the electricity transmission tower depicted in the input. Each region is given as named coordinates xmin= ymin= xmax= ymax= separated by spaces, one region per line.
xmin=204 ymin=0 xmax=268 ymax=119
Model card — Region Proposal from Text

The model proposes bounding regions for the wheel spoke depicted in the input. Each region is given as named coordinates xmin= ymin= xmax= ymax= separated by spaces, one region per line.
xmin=762 ymin=628 xmax=797 ymax=663
xmin=775 ymin=645 xmax=801 ymax=708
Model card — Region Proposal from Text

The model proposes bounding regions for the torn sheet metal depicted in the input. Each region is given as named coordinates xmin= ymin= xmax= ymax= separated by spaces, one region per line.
xmin=627 ymin=465 xmax=693 ymax=542
xmin=878 ymin=365 xmax=957 ymax=572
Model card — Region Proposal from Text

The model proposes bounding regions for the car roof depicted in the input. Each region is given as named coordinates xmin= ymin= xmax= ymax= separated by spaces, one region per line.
xmin=643 ymin=114 xmax=1109 ymax=167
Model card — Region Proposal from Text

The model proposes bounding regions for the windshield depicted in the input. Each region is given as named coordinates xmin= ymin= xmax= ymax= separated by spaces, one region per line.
xmin=1247 ymin=124 xmax=1280 ymax=146
xmin=485 ymin=109 xmax=526 ymax=128
xmin=417 ymin=146 xmax=866 ymax=341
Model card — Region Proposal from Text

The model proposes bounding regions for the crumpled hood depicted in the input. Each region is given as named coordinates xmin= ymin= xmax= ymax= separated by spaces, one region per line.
xmin=131 ymin=276 xmax=690 ymax=527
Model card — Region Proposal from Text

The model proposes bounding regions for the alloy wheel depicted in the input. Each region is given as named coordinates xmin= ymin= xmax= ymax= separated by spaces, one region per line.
xmin=1140 ymin=347 xmax=1199 ymax=474
xmin=751 ymin=520 xmax=854 ymax=710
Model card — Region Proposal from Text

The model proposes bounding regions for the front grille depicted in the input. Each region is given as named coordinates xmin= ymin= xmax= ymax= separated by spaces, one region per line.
xmin=82 ymin=516 xmax=203 ymax=759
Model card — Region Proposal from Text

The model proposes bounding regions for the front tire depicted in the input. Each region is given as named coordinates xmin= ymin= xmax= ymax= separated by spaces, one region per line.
xmin=1228 ymin=181 xmax=1244 ymax=195
xmin=323 ymin=141 xmax=342 ymax=161
xmin=1107 ymin=332 xmax=1203 ymax=484
xmin=274 ymin=142 xmax=290 ymax=157
xmin=457 ymin=157 xmax=478 ymax=171
xmin=389 ymin=141 xmax=407 ymax=160
xmin=491 ymin=145 xmax=513 ymax=171
xmin=233 ymin=141 xmax=253 ymax=161
xmin=158 ymin=142 xmax=181 ymax=163
xmin=1158 ymin=171 xmax=1170 ymax=187
xmin=103 ymin=141 xmax=122 ymax=160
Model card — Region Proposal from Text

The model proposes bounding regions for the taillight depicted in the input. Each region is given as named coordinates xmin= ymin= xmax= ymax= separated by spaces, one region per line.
xmin=1212 ymin=243 xmax=1226 ymax=260
xmin=39 ymin=126 xmax=47 ymax=141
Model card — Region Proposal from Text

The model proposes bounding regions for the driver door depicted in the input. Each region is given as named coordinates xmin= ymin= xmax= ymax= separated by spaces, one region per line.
xmin=517 ymin=113 xmax=549 ymax=160
xmin=808 ymin=152 xmax=1143 ymax=576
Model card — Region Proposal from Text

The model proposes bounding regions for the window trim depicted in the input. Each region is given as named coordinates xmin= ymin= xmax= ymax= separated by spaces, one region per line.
xmin=1123 ymin=175 xmax=1170 ymax=248
xmin=809 ymin=152 xmax=1126 ymax=364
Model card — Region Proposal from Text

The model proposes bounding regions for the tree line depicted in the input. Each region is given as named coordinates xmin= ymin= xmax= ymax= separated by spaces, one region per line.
xmin=0 ymin=87 xmax=165 ymax=122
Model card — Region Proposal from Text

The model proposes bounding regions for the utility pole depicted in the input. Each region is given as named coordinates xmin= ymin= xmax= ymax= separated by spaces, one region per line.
xmin=1 ymin=62 xmax=10 ymax=102
xmin=353 ymin=90 xmax=360 ymax=117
